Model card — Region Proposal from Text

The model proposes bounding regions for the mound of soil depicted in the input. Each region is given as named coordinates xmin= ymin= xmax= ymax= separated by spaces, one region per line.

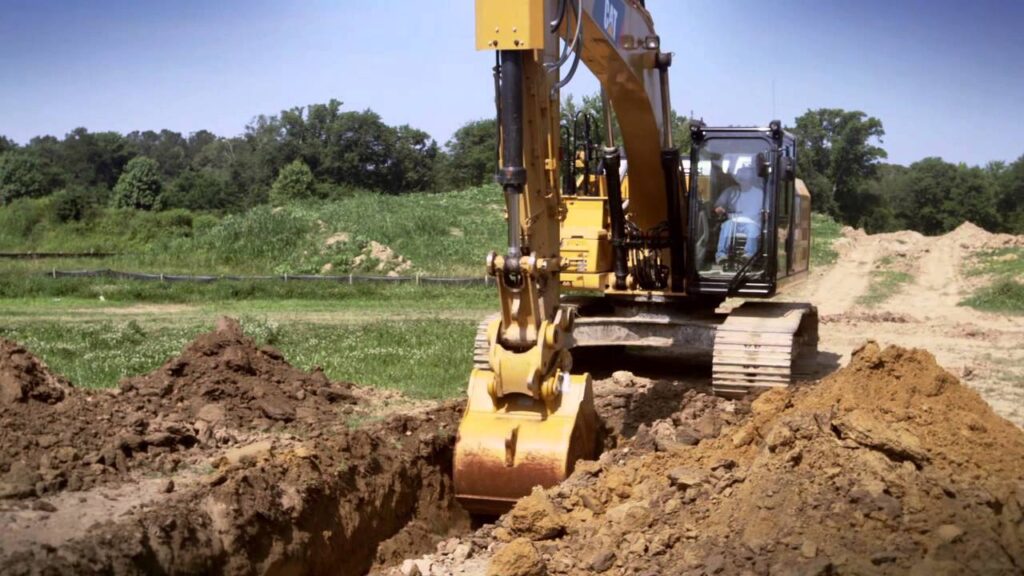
xmin=0 ymin=339 xmax=71 ymax=405
xmin=119 ymin=316 xmax=355 ymax=438
xmin=421 ymin=342 xmax=1024 ymax=575
xmin=2 ymin=319 xmax=471 ymax=576
xmin=946 ymin=221 xmax=1024 ymax=249
xmin=0 ymin=318 xmax=356 ymax=499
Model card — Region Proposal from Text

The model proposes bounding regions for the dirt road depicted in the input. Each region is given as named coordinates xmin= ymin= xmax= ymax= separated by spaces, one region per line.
xmin=790 ymin=222 xmax=1024 ymax=426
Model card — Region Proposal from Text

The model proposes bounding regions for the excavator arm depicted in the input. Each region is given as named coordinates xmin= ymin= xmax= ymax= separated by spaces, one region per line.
xmin=455 ymin=0 xmax=677 ymax=514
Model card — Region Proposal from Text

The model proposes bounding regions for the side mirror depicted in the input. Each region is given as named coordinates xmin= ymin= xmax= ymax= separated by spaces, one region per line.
xmin=783 ymin=156 xmax=796 ymax=181
xmin=755 ymin=152 xmax=769 ymax=178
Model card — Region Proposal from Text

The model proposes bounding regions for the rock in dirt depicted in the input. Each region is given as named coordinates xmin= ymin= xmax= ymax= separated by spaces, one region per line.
xmin=503 ymin=487 xmax=565 ymax=540
xmin=487 ymin=538 xmax=546 ymax=576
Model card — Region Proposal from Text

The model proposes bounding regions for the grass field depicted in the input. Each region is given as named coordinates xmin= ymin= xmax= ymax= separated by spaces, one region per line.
xmin=0 ymin=184 xmax=505 ymax=277
xmin=0 ymin=189 xmax=854 ymax=396
xmin=0 ymin=284 xmax=493 ymax=398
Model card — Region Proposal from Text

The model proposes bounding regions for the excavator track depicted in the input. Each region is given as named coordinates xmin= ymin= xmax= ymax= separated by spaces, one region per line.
xmin=712 ymin=302 xmax=819 ymax=397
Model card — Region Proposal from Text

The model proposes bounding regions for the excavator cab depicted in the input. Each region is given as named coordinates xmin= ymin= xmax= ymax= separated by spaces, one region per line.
xmin=687 ymin=122 xmax=811 ymax=297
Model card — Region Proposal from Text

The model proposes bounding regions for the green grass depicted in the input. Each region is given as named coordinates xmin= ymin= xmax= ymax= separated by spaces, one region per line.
xmin=0 ymin=266 xmax=495 ymax=304
xmin=857 ymin=270 xmax=913 ymax=307
xmin=965 ymin=247 xmax=1024 ymax=278
xmin=0 ymin=314 xmax=479 ymax=399
xmin=0 ymin=185 xmax=505 ymax=277
xmin=962 ymin=247 xmax=1024 ymax=313
xmin=811 ymin=212 xmax=843 ymax=267
xmin=0 ymin=320 xmax=200 ymax=389
xmin=962 ymin=278 xmax=1024 ymax=314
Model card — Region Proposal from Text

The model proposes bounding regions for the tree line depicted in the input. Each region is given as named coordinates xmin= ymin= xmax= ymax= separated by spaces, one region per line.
xmin=0 ymin=99 xmax=453 ymax=220
xmin=791 ymin=108 xmax=1023 ymax=235
xmin=0 ymin=97 xmax=1021 ymax=235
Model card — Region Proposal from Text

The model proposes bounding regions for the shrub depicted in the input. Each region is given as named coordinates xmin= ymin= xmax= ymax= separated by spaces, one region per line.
xmin=0 ymin=197 xmax=52 ymax=247
xmin=51 ymin=185 xmax=106 ymax=223
xmin=113 ymin=156 xmax=163 ymax=210
xmin=270 ymin=160 xmax=316 ymax=205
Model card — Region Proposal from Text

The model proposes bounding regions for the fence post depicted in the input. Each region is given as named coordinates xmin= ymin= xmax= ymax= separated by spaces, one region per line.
xmin=349 ymin=273 xmax=353 ymax=285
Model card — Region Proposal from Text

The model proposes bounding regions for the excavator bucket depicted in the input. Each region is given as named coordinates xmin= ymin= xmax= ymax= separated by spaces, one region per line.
xmin=454 ymin=368 xmax=599 ymax=515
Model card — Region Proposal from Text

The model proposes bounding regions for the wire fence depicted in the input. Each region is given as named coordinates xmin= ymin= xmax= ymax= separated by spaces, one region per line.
xmin=43 ymin=268 xmax=494 ymax=287
xmin=0 ymin=252 xmax=119 ymax=259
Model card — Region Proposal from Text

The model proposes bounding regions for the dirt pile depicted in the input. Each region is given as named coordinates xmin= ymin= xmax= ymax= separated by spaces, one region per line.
xmin=418 ymin=342 xmax=1024 ymax=575
xmin=353 ymin=240 xmax=413 ymax=276
xmin=0 ymin=317 xmax=356 ymax=499
xmin=0 ymin=339 xmax=72 ymax=405
xmin=2 ymin=320 xmax=471 ymax=576
xmin=119 ymin=316 xmax=355 ymax=437
xmin=945 ymin=221 xmax=1024 ymax=250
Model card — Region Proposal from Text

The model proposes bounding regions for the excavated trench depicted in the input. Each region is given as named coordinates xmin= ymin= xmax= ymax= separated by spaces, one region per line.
xmin=0 ymin=321 xmax=480 ymax=576
xmin=2 ymin=406 xmax=472 ymax=576
xmin=0 ymin=321 xmax=719 ymax=576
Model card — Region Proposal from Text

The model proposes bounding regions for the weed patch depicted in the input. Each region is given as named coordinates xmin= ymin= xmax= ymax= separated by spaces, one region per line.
xmin=811 ymin=212 xmax=843 ymax=267
xmin=857 ymin=270 xmax=913 ymax=307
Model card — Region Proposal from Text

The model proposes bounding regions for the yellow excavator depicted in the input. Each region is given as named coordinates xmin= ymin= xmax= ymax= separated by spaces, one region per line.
xmin=455 ymin=0 xmax=818 ymax=514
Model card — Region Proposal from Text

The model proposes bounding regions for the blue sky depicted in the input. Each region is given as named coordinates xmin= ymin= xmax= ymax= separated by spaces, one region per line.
xmin=1 ymin=0 xmax=1021 ymax=166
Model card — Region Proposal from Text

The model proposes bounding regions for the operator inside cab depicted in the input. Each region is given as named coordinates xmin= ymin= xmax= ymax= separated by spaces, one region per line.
xmin=713 ymin=163 xmax=764 ymax=266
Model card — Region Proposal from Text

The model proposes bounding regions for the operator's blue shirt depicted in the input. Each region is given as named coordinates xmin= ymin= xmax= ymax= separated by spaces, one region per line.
xmin=715 ymin=185 xmax=764 ymax=223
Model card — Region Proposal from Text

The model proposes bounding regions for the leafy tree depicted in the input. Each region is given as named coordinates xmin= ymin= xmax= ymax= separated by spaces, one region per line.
xmin=23 ymin=135 xmax=67 ymax=194
xmin=996 ymin=155 xmax=1024 ymax=233
xmin=0 ymin=152 xmax=47 ymax=205
xmin=791 ymin=109 xmax=887 ymax=226
xmin=125 ymin=129 xmax=189 ymax=179
xmin=270 ymin=160 xmax=316 ymax=204
xmin=114 ymin=156 xmax=163 ymax=210
xmin=186 ymin=130 xmax=218 ymax=163
xmin=163 ymin=169 xmax=237 ymax=211
xmin=854 ymin=163 xmax=906 ymax=233
xmin=58 ymin=128 xmax=134 ymax=189
xmin=387 ymin=124 xmax=439 ymax=192
xmin=265 ymin=100 xmax=440 ymax=193
xmin=889 ymin=157 xmax=1000 ymax=235
xmin=0 ymin=135 xmax=14 ymax=155
xmin=439 ymin=119 xmax=497 ymax=189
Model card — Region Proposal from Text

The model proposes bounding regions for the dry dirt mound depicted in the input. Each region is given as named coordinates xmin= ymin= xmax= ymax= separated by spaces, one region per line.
xmin=0 ymin=339 xmax=72 ymax=405
xmin=945 ymin=221 xmax=1024 ymax=250
xmin=0 ymin=318 xmax=356 ymax=499
xmin=119 ymin=316 xmax=355 ymax=435
xmin=420 ymin=342 xmax=1024 ymax=575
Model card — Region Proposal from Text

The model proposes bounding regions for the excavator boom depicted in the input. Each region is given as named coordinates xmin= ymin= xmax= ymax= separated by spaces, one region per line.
xmin=455 ymin=0 xmax=819 ymax=514
xmin=455 ymin=0 xmax=675 ymax=515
